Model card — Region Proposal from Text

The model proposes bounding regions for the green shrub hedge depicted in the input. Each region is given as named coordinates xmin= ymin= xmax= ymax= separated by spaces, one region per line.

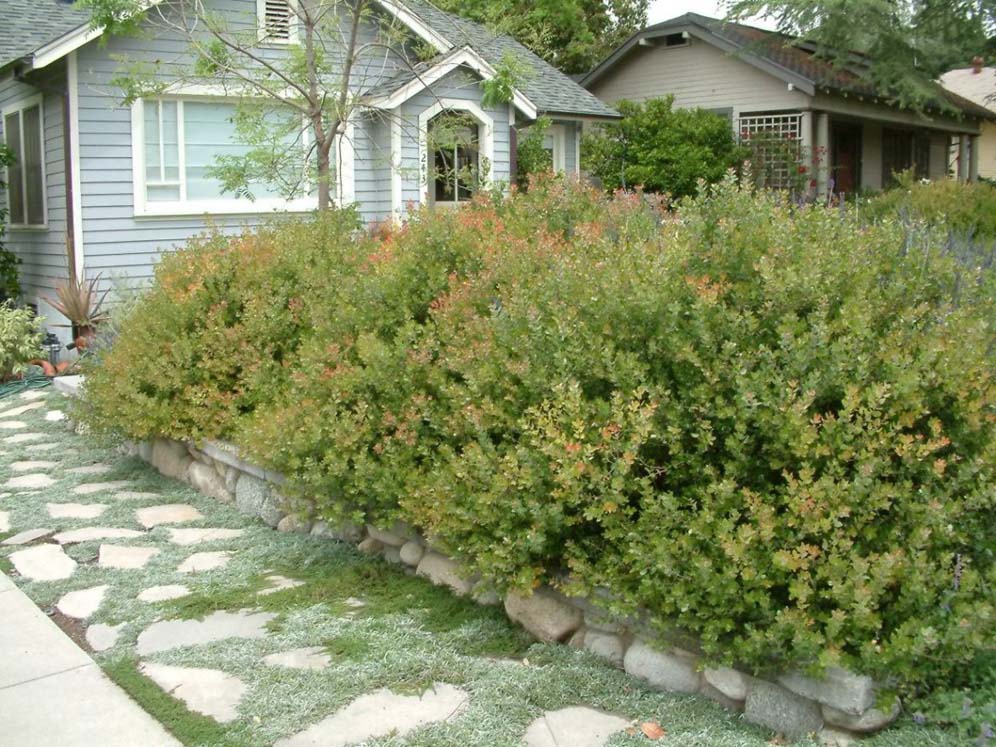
xmin=79 ymin=176 xmax=995 ymax=696
xmin=861 ymin=173 xmax=996 ymax=244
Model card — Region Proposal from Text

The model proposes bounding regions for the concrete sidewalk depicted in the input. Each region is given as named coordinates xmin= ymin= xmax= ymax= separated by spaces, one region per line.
xmin=0 ymin=571 xmax=180 ymax=747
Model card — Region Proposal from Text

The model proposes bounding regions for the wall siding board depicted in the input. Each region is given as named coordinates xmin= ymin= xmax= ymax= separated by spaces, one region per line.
xmin=73 ymin=0 xmax=422 ymax=290
xmin=0 ymin=64 xmax=72 ymax=315
xmin=588 ymin=40 xmax=807 ymax=112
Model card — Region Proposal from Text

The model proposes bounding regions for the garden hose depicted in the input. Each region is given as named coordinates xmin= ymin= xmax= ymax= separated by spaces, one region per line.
xmin=0 ymin=371 xmax=52 ymax=401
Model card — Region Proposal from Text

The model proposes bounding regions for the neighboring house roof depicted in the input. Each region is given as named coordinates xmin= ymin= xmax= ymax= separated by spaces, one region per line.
xmin=0 ymin=0 xmax=90 ymax=70
xmin=940 ymin=66 xmax=996 ymax=115
xmin=582 ymin=12 xmax=992 ymax=120
xmin=0 ymin=0 xmax=618 ymax=120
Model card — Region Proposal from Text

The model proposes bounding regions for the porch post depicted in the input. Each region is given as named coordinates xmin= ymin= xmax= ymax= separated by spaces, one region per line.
xmin=957 ymin=136 xmax=970 ymax=182
xmin=799 ymin=111 xmax=813 ymax=196
xmin=969 ymin=135 xmax=980 ymax=182
xmin=814 ymin=112 xmax=830 ymax=200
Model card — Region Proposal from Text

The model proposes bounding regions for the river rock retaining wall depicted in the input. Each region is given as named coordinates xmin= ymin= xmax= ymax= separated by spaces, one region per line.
xmin=126 ymin=432 xmax=897 ymax=741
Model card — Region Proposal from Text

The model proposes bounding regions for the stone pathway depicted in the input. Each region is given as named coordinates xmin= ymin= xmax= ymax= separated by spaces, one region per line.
xmin=0 ymin=388 xmax=930 ymax=747
xmin=274 ymin=684 xmax=470 ymax=747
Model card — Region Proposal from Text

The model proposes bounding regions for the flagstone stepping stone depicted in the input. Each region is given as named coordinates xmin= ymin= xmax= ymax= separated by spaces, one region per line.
xmin=138 ymin=584 xmax=191 ymax=602
xmin=523 ymin=708 xmax=631 ymax=747
xmin=73 ymin=481 xmax=133 ymax=495
xmin=177 ymin=551 xmax=232 ymax=573
xmin=20 ymin=390 xmax=47 ymax=400
xmin=0 ymin=401 xmax=43 ymax=418
xmin=0 ymin=510 xmax=9 ymax=533
xmin=53 ymin=527 xmax=144 ymax=544
xmin=136 ymin=609 xmax=276 ymax=655
xmin=167 ymin=528 xmax=244 ymax=546
xmin=2 ymin=527 xmax=53 ymax=546
xmin=263 ymin=646 xmax=331 ymax=671
xmin=98 ymin=544 xmax=160 ymax=569
xmin=139 ymin=663 xmax=247 ymax=723
xmin=5 ymin=474 xmax=55 ymax=490
xmin=45 ymin=410 xmax=66 ymax=422
xmin=258 ymin=575 xmax=304 ymax=596
xmin=10 ymin=460 xmax=57 ymax=472
xmin=136 ymin=504 xmax=204 ymax=528
xmin=3 ymin=432 xmax=43 ymax=443
xmin=57 ymin=585 xmax=109 ymax=619
xmin=114 ymin=491 xmax=161 ymax=501
xmin=26 ymin=443 xmax=57 ymax=452
xmin=87 ymin=622 xmax=125 ymax=652
xmin=47 ymin=503 xmax=109 ymax=520
xmin=0 ymin=421 xmax=27 ymax=430
xmin=344 ymin=597 xmax=366 ymax=609
xmin=9 ymin=544 xmax=77 ymax=581
xmin=275 ymin=683 xmax=470 ymax=747
xmin=67 ymin=464 xmax=112 ymax=475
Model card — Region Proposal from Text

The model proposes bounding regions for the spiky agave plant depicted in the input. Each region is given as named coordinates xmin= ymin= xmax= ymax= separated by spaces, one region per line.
xmin=44 ymin=274 xmax=111 ymax=330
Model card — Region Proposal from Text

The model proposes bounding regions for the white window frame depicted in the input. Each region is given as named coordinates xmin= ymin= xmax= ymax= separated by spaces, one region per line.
xmin=548 ymin=124 xmax=566 ymax=173
xmin=418 ymin=99 xmax=494 ymax=206
xmin=2 ymin=93 xmax=48 ymax=230
xmin=257 ymin=0 xmax=299 ymax=45
xmin=130 ymin=93 xmax=338 ymax=218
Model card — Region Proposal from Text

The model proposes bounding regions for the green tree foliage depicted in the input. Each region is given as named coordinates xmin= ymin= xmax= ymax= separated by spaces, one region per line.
xmin=432 ymin=0 xmax=649 ymax=74
xmin=80 ymin=0 xmax=437 ymax=209
xmin=514 ymin=116 xmax=553 ymax=187
xmin=726 ymin=0 xmax=996 ymax=112
xmin=0 ymin=302 xmax=42 ymax=380
xmin=79 ymin=178 xmax=995 ymax=698
xmin=583 ymin=97 xmax=748 ymax=197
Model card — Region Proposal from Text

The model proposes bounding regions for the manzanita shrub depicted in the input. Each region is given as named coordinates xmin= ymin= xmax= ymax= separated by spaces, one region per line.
xmin=79 ymin=175 xmax=995 ymax=697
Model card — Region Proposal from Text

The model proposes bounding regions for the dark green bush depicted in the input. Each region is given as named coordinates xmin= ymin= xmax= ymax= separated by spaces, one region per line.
xmin=80 ymin=175 xmax=995 ymax=699
xmin=582 ymin=96 xmax=748 ymax=197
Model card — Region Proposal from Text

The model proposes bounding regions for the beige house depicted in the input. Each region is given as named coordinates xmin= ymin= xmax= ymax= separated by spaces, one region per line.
xmin=581 ymin=14 xmax=993 ymax=195
xmin=941 ymin=61 xmax=996 ymax=179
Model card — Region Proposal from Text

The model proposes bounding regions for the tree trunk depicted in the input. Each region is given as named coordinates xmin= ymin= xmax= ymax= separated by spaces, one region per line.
xmin=316 ymin=143 xmax=332 ymax=210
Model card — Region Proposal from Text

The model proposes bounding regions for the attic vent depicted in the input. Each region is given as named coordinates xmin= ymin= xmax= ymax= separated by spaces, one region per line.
xmin=260 ymin=0 xmax=293 ymax=42
xmin=664 ymin=33 xmax=688 ymax=48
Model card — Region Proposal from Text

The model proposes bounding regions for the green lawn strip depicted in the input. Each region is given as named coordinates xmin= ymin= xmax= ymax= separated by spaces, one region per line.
xmin=103 ymin=655 xmax=246 ymax=747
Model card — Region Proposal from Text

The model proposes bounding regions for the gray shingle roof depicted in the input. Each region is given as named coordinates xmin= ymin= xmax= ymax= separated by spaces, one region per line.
xmin=585 ymin=13 xmax=992 ymax=120
xmin=395 ymin=0 xmax=620 ymax=119
xmin=0 ymin=0 xmax=90 ymax=69
xmin=0 ymin=0 xmax=618 ymax=119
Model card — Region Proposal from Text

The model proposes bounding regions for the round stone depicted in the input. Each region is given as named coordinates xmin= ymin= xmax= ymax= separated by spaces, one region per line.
xmin=138 ymin=585 xmax=192 ymax=603
xmin=47 ymin=503 xmax=109 ymax=520
xmin=57 ymin=585 xmax=109 ymax=619
xmin=136 ymin=504 xmax=204 ymax=528
xmin=98 ymin=545 xmax=160 ymax=569
xmin=9 ymin=544 xmax=77 ymax=581
xmin=177 ymin=551 xmax=232 ymax=573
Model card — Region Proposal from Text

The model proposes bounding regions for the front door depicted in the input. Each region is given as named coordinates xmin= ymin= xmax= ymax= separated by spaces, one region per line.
xmin=831 ymin=124 xmax=862 ymax=194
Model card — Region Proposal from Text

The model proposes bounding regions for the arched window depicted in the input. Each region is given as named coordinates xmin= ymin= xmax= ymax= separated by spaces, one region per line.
xmin=428 ymin=112 xmax=480 ymax=206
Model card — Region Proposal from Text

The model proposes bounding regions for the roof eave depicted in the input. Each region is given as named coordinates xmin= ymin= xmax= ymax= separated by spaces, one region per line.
xmin=581 ymin=16 xmax=818 ymax=96
xmin=538 ymin=109 xmax=621 ymax=122
xmin=366 ymin=45 xmax=539 ymax=120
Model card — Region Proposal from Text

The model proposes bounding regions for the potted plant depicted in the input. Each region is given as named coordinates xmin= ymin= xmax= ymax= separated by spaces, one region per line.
xmin=43 ymin=274 xmax=110 ymax=350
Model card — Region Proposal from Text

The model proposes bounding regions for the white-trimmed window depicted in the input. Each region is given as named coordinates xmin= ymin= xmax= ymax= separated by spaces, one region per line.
xmin=133 ymin=96 xmax=319 ymax=217
xmin=258 ymin=0 xmax=297 ymax=43
xmin=429 ymin=112 xmax=480 ymax=206
xmin=543 ymin=124 xmax=567 ymax=173
xmin=2 ymin=94 xmax=46 ymax=228
xmin=418 ymin=99 xmax=495 ymax=207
